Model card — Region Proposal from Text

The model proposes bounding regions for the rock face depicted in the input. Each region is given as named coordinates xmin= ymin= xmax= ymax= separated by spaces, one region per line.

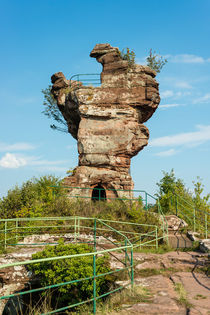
xmin=51 ymin=43 xmax=160 ymax=200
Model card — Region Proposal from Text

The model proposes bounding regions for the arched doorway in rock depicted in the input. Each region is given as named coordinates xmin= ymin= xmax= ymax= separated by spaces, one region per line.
xmin=91 ymin=184 xmax=106 ymax=201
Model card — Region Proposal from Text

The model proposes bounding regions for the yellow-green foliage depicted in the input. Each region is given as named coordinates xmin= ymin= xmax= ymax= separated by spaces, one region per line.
xmin=0 ymin=175 xmax=61 ymax=219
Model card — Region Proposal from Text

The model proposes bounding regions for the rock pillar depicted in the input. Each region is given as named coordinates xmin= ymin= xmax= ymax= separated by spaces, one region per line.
xmin=51 ymin=44 xmax=160 ymax=200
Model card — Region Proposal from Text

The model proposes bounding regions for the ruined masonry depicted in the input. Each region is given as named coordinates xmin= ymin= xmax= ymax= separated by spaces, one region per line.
xmin=51 ymin=44 xmax=160 ymax=200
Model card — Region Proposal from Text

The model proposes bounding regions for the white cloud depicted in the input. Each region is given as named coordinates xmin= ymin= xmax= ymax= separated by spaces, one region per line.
xmin=25 ymin=156 xmax=68 ymax=166
xmin=0 ymin=153 xmax=27 ymax=168
xmin=161 ymin=90 xmax=174 ymax=98
xmin=160 ymin=90 xmax=191 ymax=100
xmin=0 ymin=142 xmax=35 ymax=152
xmin=176 ymin=91 xmax=191 ymax=97
xmin=159 ymin=103 xmax=183 ymax=110
xmin=155 ymin=149 xmax=177 ymax=157
xmin=169 ymin=54 xmax=205 ymax=63
xmin=149 ymin=125 xmax=210 ymax=147
xmin=36 ymin=166 xmax=68 ymax=172
xmin=174 ymin=81 xmax=192 ymax=89
xmin=0 ymin=153 xmax=68 ymax=169
xmin=193 ymin=93 xmax=210 ymax=104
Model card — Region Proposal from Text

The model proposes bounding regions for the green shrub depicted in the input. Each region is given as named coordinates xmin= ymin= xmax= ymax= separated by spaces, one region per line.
xmin=28 ymin=241 xmax=113 ymax=308
xmin=120 ymin=47 xmax=136 ymax=67
xmin=0 ymin=175 xmax=61 ymax=218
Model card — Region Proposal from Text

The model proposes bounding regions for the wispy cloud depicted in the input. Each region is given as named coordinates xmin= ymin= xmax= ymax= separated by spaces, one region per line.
xmin=193 ymin=93 xmax=210 ymax=104
xmin=0 ymin=142 xmax=36 ymax=152
xmin=149 ymin=125 xmax=210 ymax=147
xmin=155 ymin=149 xmax=177 ymax=157
xmin=161 ymin=90 xmax=174 ymax=98
xmin=0 ymin=153 xmax=68 ymax=169
xmin=168 ymin=54 xmax=206 ymax=64
xmin=137 ymin=53 xmax=210 ymax=66
xmin=161 ymin=90 xmax=191 ymax=99
xmin=174 ymin=81 xmax=192 ymax=89
xmin=36 ymin=166 xmax=67 ymax=172
xmin=159 ymin=103 xmax=184 ymax=110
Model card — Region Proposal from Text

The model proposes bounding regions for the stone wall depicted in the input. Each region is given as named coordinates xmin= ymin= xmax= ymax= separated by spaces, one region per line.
xmin=51 ymin=44 xmax=160 ymax=200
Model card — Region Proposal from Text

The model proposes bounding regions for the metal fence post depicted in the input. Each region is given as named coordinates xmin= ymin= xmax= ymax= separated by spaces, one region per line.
xmin=77 ymin=75 xmax=79 ymax=88
xmin=158 ymin=199 xmax=160 ymax=215
xmin=4 ymin=221 xmax=7 ymax=249
xmin=205 ymin=213 xmax=207 ymax=239
xmin=74 ymin=217 xmax=77 ymax=242
xmin=93 ymin=218 xmax=97 ymax=314
xmin=145 ymin=192 xmax=148 ymax=210
xmin=16 ymin=219 xmax=18 ymax=243
xmin=131 ymin=246 xmax=134 ymax=289
xmin=125 ymin=239 xmax=127 ymax=267
xmin=155 ymin=226 xmax=158 ymax=249
xmin=78 ymin=218 xmax=80 ymax=238
xmin=193 ymin=208 xmax=196 ymax=232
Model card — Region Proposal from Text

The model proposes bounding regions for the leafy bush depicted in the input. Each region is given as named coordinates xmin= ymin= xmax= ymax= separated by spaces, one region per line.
xmin=0 ymin=175 xmax=62 ymax=218
xmin=146 ymin=49 xmax=167 ymax=73
xmin=120 ymin=47 xmax=136 ymax=67
xmin=28 ymin=241 xmax=113 ymax=308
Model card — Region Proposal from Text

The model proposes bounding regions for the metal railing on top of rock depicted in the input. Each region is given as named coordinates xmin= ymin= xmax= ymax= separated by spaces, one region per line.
xmin=68 ymin=73 xmax=151 ymax=89
xmin=70 ymin=74 xmax=101 ymax=88
xmin=0 ymin=216 xmax=166 ymax=314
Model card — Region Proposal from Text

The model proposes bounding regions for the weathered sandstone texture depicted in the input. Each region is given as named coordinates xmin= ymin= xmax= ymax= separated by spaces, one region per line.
xmin=51 ymin=43 xmax=160 ymax=199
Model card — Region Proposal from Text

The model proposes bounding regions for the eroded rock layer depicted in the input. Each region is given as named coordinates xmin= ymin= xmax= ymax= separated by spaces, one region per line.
xmin=51 ymin=44 xmax=160 ymax=199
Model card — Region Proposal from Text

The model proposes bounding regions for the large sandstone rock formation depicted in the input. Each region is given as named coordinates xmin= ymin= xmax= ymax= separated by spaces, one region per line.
xmin=51 ymin=44 xmax=160 ymax=200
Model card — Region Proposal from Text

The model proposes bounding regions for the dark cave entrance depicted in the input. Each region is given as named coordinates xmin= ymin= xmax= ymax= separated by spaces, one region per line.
xmin=91 ymin=184 xmax=107 ymax=201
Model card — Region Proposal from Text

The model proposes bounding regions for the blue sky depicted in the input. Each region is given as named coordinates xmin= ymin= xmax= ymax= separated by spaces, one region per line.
xmin=0 ymin=0 xmax=210 ymax=198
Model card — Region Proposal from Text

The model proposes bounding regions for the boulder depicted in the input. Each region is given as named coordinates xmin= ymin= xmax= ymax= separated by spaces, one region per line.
xmin=199 ymin=239 xmax=210 ymax=253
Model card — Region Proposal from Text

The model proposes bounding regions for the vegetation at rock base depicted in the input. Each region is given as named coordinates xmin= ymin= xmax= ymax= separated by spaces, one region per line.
xmin=0 ymin=175 xmax=62 ymax=219
xmin=146 ymin=48 xmax=167 ymax=73
xmin=28 ymin=241 xmax=113 ymax=309
xmin=23 ymin=284 xmax=152 ymax=314
xmin=0 ymin=169 xmax=209 ymax=226
xmin=76 ymin=285 xmax=152 ymax=314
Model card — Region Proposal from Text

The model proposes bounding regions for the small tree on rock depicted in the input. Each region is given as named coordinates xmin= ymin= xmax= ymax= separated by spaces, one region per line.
xmin=146 ymin=49 xmax=167 ymax=73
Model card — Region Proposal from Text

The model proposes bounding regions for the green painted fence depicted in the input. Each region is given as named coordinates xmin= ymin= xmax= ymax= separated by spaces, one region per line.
xmin=170 ymin=193 xmax=209 ymax=238
xmin=0 ymin=216 xmax=168 ymax=314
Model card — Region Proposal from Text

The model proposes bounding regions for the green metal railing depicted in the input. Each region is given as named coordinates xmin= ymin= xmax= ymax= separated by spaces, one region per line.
xmin=170 ymin=193 xmax=209 ymax=238
xmin=50 ymin=185 xmax=168 ymax=243
xmin=68 ymin=73 xmax=152 ymax=89
xmin=70 ymin=74 xmax=101 ymax=88
xmin=51 ymin=185 xmax=156 ymax=206
xmin=0 ymin=216 xmax=167 ymax=314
